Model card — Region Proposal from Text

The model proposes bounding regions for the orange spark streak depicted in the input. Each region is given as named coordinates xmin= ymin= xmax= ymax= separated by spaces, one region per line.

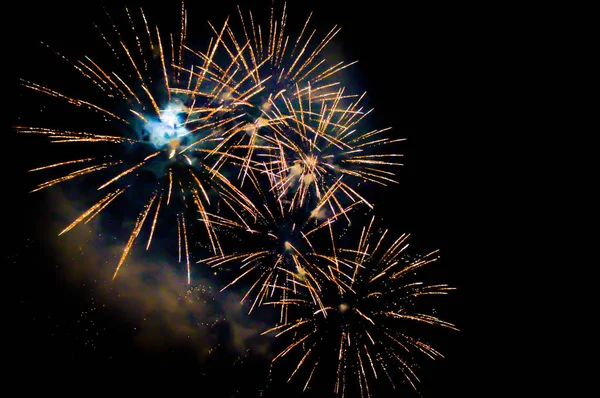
xmin=97 ymin=152 xmax=160 ymax=190
xmin=113 ymin=193 xmax=157 ymax=279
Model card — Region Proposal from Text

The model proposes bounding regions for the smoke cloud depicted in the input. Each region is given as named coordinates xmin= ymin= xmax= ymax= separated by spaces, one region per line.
xmin=45 ymin=187 xmax=273 ymax=362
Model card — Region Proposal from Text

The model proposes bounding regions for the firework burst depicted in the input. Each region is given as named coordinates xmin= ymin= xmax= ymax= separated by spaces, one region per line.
xmin=175 ymin=2 xmax=358 ymax=186
xmin=263 ymin=216 xmax=457 ymax=397
xmin=197 ymin=159 xmax=363 ymax=323
xmin=17 ymin=3 xmax=260 ymax=282
xmin=254 ymin=82 xmax=404 ymax=220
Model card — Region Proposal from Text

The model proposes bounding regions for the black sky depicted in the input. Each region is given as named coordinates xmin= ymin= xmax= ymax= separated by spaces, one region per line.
xmin=7 ymin=0 xmax=478 ymax=395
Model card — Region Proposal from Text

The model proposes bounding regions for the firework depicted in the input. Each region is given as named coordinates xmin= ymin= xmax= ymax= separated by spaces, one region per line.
xmin=254 ymin=82 xmax=403 ymax=219
xmin=18 ymin=2 xmax=456 ymax=396
xmin=263 ymin=217 xmax=457 ymax=397
xmin=185 ymin=3 xmax=402 ymax=216
xmin=17 ymin=3 xmax=260 ymax=282
xmin=197 ymin=160 xmax=363 ymax=323
xmin=175 ymin=2 xmax=358 ymax=186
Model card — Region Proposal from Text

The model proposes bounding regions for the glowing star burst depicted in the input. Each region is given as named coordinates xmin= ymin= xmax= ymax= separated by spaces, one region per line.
xmin=17 ymin=3 xmax=259 ymax=283
xmin=196 ymin=140 xmax=368 ymax=320
xmin=198 ymin=175 xmax=358 ymax=322
xmin=263 ymin=217 xmax=458 ymax=398
xmin=253 ymin=83 xmax=403 ymax=219
xmin=178 ymin=2 xmax=357 ymax=186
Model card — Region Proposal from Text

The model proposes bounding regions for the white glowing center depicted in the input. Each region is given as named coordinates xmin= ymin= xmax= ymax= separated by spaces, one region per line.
xmin=145 ymin=102 xmax=189 ymax=149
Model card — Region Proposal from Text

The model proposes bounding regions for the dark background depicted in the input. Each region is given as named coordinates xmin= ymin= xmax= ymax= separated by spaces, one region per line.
xmin=6 ymin=0 xmax=479 ymax=395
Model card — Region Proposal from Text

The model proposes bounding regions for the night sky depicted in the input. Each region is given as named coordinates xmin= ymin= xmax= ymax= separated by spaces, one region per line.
xmin=7 ymin=0 xmax=475 ymax=395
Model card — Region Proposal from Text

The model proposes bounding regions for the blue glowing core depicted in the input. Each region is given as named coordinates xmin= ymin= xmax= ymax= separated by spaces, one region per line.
xmin=144 ymin=103 xmax=189 ymax=149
